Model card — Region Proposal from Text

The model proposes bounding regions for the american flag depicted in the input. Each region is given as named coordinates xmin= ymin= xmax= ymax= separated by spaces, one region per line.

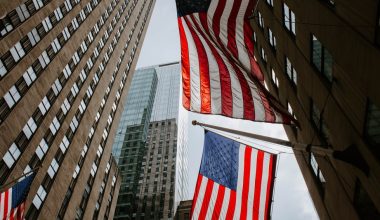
xmin=191 ymin=131 xmax=277 ymax=220
xmin=0 ymin=174 xmax=34 ymax=220
xmin=176 ymin=0 xmax=291 ymax=123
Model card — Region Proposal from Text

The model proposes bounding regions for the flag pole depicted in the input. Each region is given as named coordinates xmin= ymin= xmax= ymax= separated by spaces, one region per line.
xmin=0 ymin=166 xmax=40 ymax=192
xmin=191 ymin=120 xmax=333 ymax=156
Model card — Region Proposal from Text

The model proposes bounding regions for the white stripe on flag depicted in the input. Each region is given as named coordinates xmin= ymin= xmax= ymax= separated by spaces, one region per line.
xmin=181 ymin=17 xmax=201 ymax=112
xmin=219 ymin=187 xmax=231 ymax=219
xmin=0 ymin=190 xmax=4 ymax=219
xmin=234 ymin=144 xmax=246 ymax=219
xmin=227 ymin=63 xmax=244 ymax=118
xmin=235 ymin=0 xmax=251 ymax=72
xmin=192 ymin=14 xmax=222 ymax=114
xmin=247 ymin=148 xmax=258 ymax=219
xmin=219 ymin=0 xmax=234 ymax=47
xmin=259 ymin=154 xmax=271 ymax=220
xmin=205 ymin=181 xmax=220 ymax=219
xmin=192 ymin=176 xmax=208 ymax=219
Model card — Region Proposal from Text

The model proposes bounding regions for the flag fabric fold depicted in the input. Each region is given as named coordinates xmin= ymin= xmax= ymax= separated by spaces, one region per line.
xmin=191 ymin=131 xmax=277 ymax=220
xmin=176 ymin=0 xmax=292 ymax=123
xmin=0 ymin=174 xmax=34 ymax=220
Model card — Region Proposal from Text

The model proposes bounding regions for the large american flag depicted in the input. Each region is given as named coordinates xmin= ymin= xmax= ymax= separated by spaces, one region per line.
xmin=176 ymin=0 xmax=291 ymax=123
xmin=191 ymin=131 xmax=277 ymax=219
xmin=0 ymin=174 xmax=34 ymax=220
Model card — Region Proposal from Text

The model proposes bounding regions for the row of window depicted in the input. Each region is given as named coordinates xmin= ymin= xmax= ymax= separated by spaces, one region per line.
xmin=0 ymin=0 xmax=53 ymax=38
xmin=0 ymin=0 xmax=102 ymax=124
xmin=58 ymin=0 xmax=152 ymax=218
xmin=0 ymin=0 xmax=88 ymax=78
xmin=27 ymin=2 xmax=132 ymax=215
xmin=0 ymin=0 xmax=122 ymax=184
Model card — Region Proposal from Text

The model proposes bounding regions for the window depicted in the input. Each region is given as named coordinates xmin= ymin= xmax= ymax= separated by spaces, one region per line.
xmin=33 ymin=0 xmax=44 ymax=10
xmin=0 ymin=60 xmax=7 ymax=77
xmin=54 ymin=8 xmax=63 ymax=21
xmin=312 ymin=35 xmax=333 ymax=82
xmin=62 ymin=27 xmax=71 ymax=41
xmin=36 ymin=139 xmax=48 ymax=160
xmin=64 ymin=0 xmax=73 ymax=11
xmin=258 ymin=11 xmax=264 ymax=28
xmin=32 ymin=185 xmax=47 ymax=209
xmin=61 ymin=98 xmax=71 ymax=115
xmin=51 ymin=38 xmax=61 ymax=53
xmin=23 ymin=117 xmax=37 ymax=139
xmin=79 ymin=70 xmax=86 ymax=82
xmin=72 ymin=18 xmax=79 ymax=30
xmin=48 ymin=158 xmax=59 ymax=178
xmin=60 ymin=136 xmax=70 ymax=153
xmin=63 ymin=64 xmax=72 ymax=79
xmin=70 ymin=116 xmax=79 ymax=132
xmin=285 ymin=57 xmax=297 ymax=85
xmin=42 ymin=17 xmax=52 ymax=32
xmin=38 ymin=96 xmax=51 ymax=115
xmin=79 ymin=100 xmax=86 ymax=113
xmin=72 ymin=52 xmax=80 ymax=65
xmin=50 ymin=117 xmax=60 ymax=135
xmin=283 ymin=2 xmax=296 ymax=35
xmin=10 ymin=42 xmax=25 ymax=62
xmin=52 ymin=79 xmax=62 ymax=95
xmin=271 ymin=69 xmax=279 ymax=88
xmin=3 ymin=143 xmax=20 ymax=168
xmin=260 ymin=47 xmax=267 ymax=62
xmin=91 ymin=162 xmax=97 ymax=176
xmin=38 ymin=51 xmax=50 ymax=68
xmin=71 ymin=83 xmax=79 ymax=97
xmin=16 ymin=4 xmax=30 ymax=22
xmin=310 ymin=153 xmax=326 ymax=189
xmin=23 ymin=67 xmax=37 ymax=86
xmin=311 ymin=101 xmax=330 ymax=143
xmin=27 ymin=28 xmax=40 ymax=46
xmin=4 ymin=86 xmax=20 ymax=108
xmin=268 ymin=28 xmax=276 ymax=49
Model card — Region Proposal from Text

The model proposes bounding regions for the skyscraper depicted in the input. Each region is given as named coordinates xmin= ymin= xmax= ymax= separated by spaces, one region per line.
xmin=113 ymin=67 xmax=158 ymax=219
xmin=252 ymin=0 xmax=380 ymax=219
xmin=113 ymin=62 xmax=188 ymax=219
xmin=0 ymin=0 xmax=156 ymax=219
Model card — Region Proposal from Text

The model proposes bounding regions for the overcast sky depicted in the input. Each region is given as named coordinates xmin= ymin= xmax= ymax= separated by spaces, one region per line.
xmin=136 ymin=0 xmax=319 ymax=219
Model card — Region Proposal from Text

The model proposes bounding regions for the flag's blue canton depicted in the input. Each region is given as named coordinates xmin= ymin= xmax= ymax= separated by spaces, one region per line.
xmin=11 ymin=174 xmax=34 ymax=208
xmin=200 ymin=131 xmax=239 ymax=190
xmin=176 ymin=0 xmax=211 ymax=17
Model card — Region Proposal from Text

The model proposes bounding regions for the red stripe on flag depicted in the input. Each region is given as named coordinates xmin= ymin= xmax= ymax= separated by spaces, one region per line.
xmin=240 ymin=146 xmax=252 ymax=220
xmin=4 ymin=190 xmax=9 ymax=220
xmin=226 ymin=190 xmax=236 ymax=220
xmin=253 ymin=151 xmax=264 ymax=220
xmin=199 ymin=179 xmax=215 ymax=220
xmin=258 ymin=88 xmax=276 ymax=122
xmin=184 ymin=16 xmax=212 ymax=113
xmin=211 ymin=185 xmax=226 ymax=220
xmin=226 ymin=0 xmax=242 ymax=59
xmin=178 ymin=18 xmax=191 ymax=110
xmin=212 ymin=0 xmax=227 ymax=38
xmin=191 ymin=174 xmax=204 ymax=218
xmin=9 ymin=207 xmax=14 ymax=220
xmin=265 ymin=155 xmax=276 ymax=220
xmin=192 ymin=14 xmax=233 ymax=116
